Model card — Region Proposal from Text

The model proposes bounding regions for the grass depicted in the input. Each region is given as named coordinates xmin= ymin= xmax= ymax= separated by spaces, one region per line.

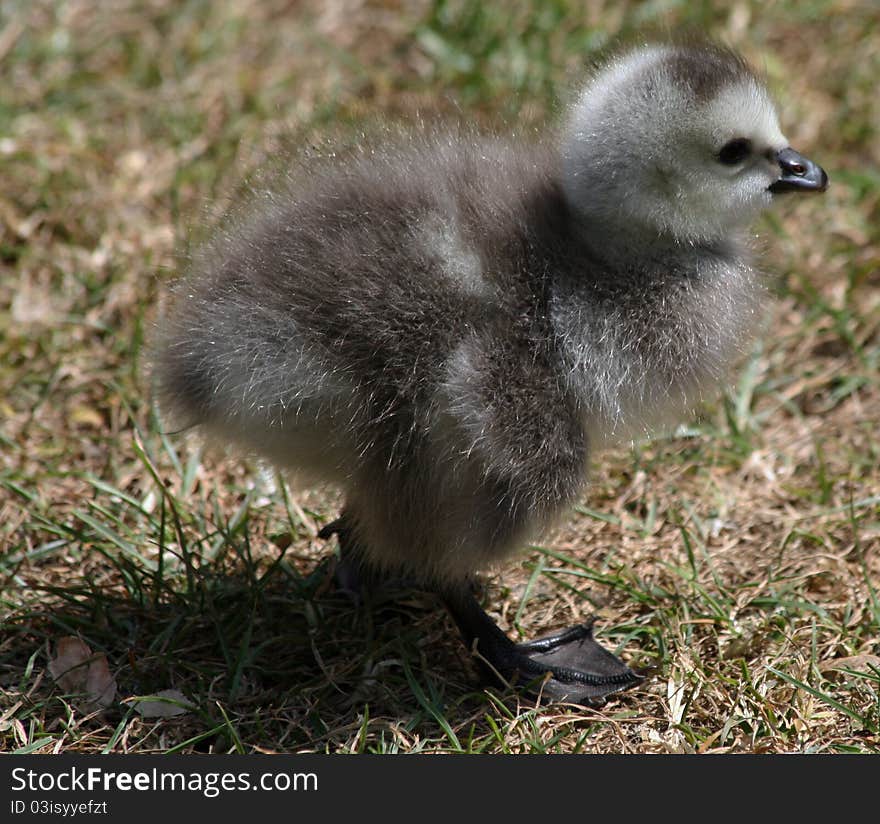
xmin=1 ymin=0 xmax=878 ymax=753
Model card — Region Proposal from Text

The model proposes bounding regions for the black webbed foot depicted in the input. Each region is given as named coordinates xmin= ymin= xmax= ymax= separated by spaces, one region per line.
xmin=511 ymin=620 xmax=642 ymax=703
xmin=444 ymin=587 xmax=642 ymax=705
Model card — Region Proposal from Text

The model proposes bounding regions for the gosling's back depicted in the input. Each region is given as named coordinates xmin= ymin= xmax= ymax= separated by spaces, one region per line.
xmin=155 ymin=134 xmax=593 ymax=579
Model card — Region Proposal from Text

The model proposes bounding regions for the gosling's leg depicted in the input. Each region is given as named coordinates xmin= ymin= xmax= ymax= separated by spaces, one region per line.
xmin=318 ymin=513 xmax=419 ymax=596
xmin=319 ymin=514 xmax=641 ymax=704
xmin=443 ymin=585 xmax=641 ymax=705
xmin=317 ymin=513 xmax=364 ymax=596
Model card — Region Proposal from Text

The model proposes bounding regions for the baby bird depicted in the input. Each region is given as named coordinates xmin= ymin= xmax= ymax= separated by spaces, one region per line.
xmin=154 ymin=42 xmax=827 ymax=705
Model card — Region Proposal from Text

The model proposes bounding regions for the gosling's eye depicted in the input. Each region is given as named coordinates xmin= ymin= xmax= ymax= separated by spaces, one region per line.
xmin=718 ymin=138 xmax=752 ymax=165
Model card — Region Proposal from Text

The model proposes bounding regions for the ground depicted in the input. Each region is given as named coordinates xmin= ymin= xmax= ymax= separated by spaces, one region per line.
xmin=1 ymin=0 xmax=878 ymax=753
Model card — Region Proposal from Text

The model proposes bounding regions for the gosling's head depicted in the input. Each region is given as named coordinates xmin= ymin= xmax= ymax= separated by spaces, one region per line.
xmin=561 ymin=43 xmax=827 ymax=244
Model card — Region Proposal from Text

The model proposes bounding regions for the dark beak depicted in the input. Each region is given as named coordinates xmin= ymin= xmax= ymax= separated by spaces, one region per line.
xmin=769 ymin=147 xmax=828 ymax=194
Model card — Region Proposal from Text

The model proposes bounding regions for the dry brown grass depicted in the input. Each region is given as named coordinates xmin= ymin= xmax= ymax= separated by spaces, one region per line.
xmin=1 ymin=0 xmax=878 ymax=753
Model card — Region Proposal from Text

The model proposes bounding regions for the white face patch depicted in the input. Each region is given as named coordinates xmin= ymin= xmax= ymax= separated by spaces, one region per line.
xmin=704 ymin=81 xmax=787 ymax=152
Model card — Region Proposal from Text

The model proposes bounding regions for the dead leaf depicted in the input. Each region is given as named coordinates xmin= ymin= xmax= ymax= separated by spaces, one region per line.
xmin=11 ymin=273 xmax=58 ymax=327
xmin=820 ymin=654 xmax=880 ymax=676
xmin=129 ymin=689 xmax=194 ymax=718
xmin=48 ymin=637 xmax=117 ymax=710
xmin=70 ymin=405 xmax=104 ymax=428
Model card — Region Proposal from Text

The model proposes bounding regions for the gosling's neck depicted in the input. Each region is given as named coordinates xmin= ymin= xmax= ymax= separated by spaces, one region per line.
xmin=568 ymin=209 xmax=753 ymax=283
xmin=546 ymin=208 xmax=762 ymax=445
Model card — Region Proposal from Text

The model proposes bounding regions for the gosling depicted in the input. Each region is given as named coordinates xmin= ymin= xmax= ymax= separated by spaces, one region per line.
xmin=154 ymin=42 xmax=827 ymax=705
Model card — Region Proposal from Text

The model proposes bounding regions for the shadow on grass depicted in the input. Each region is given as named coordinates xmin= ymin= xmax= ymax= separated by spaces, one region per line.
xmin=1 ymin=556 xmax=502 ymax=753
